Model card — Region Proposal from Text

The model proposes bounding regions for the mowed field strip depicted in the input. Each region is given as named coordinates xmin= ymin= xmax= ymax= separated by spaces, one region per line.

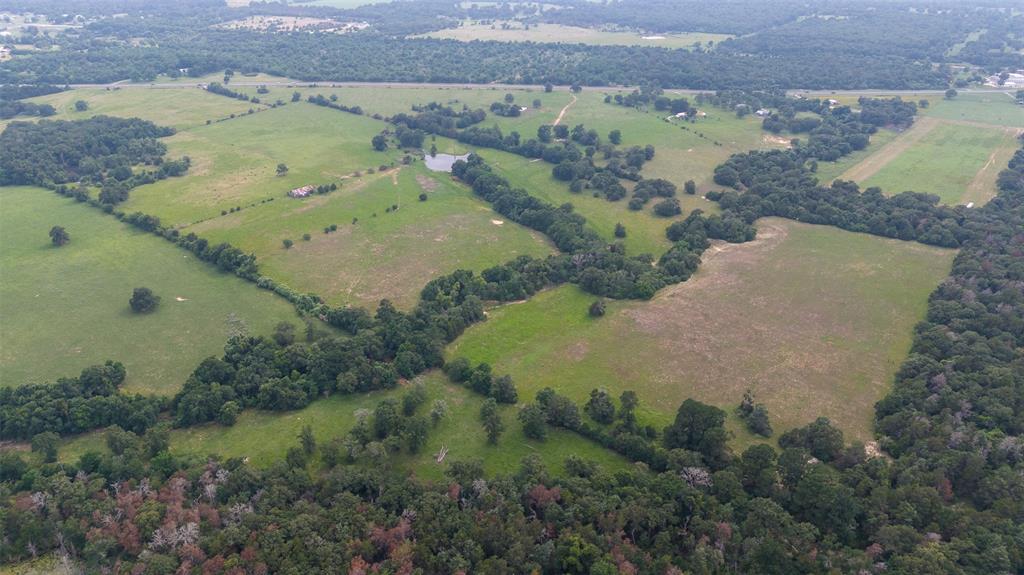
xmin=450 ymin=218 xmax=955 ymax=447
xmin=835 ymin=93 xmax=1024 ymax=205
xmin=837 ymin=116 xmax=940 ymax=183
xmin=0 ymin=186 xmax=300 ymax=395
xmin=416 ymin=21 xmax=731 ymax=49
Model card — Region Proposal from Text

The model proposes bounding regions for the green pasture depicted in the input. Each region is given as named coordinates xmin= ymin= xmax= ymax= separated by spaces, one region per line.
xmin=235 ymin=83 xmax=573 ymax=134
xmin=923 ymin=91 xmax=1024 ymax=128
xmin=0 ymin=186 xmax=300 ymax=395
xmin=188 ymin=163 xmax=554 ymax=308
xmin=0 ymin=87 xmax=260 ymax=132
xmin=122 ymin=102 xmax=400 ymax=226
xmin=59 ymin=372 xmax=632 ymax=480
xmin=862 ymin=122 xmax=1018 ymax=205
xmin=416 ymin=22 xmax=731 ymax=49
xmin=448 ymin=218 xmax=955 ymax=449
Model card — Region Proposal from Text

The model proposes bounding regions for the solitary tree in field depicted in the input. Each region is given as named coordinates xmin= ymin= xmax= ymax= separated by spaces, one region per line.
xmin=276 ymin=163 xmax=288 ymax=176
xmin=129 ymin=287 xmax=160 ymax=313
xmin=504 ymin=93 xmax=514 ymax=103
xmin=533 ymin=98 xmax=542 ymax=109
xmin=608 ymin=129 xmax=622 ymax=145
xmin=282 ymin=238 xmax=294 ymax=249
xmin=544 ymin=82 xmax=553 ymax=93
xmin=372 ymin=134 xmax=388 ymax=151
xmin=291 ymin=91 xmax=301 ymax=102
xmin=74 ymin=100 xmax=88 ymax=112
xmin=49 ymin=225 xmax=69 ymax=246
xmin=944 ymin=88 xmax=958 ymax=100
xmin=570 ymin=84 xmax=582 ymax=94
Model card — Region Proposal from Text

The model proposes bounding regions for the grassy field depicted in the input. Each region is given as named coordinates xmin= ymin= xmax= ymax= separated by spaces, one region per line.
xmin=122 ymin=102 xmax=400 ymax=227
xmin=0 ymin=87 xmax=259 ymax=133
xmin=449 ymin=218 xmax=955 ymax=448
xmin=235 ymin=83 xmax=574 ymax=130
xmin=0 ymin=187 xmax=300 ymax=395
xmin=417 ymin=21 xmax=731 ymax=49
xmin=189 ymin=162 xmax=554 ymax=308
xmin=923 ymin=91 xmax=1024 ymax=128
xmin=860 ymin=122 xmax=1019 ymax=205
xmin=59 ymin=372 xmax=632 ymax=481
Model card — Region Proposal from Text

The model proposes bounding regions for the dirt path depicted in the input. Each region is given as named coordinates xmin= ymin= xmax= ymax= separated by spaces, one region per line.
xmin=552 ymin=94 xmax=577 ymax=126
xmin=961 ymin=127 xmax=1024 ymax=206
xmin=838 ymin=116 xmax=940 ymax=182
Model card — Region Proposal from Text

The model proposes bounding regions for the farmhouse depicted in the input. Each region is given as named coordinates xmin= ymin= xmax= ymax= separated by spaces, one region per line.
xmin=288 ymin=185 xmax=315 ymax=198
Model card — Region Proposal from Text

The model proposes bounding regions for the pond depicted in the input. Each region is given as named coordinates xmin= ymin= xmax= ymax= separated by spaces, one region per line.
xmin=423 ymin=152 xmax=470 ymax=173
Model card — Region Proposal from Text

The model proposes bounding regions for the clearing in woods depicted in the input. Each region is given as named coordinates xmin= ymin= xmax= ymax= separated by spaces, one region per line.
xmin=417 ymin=22 xmax=732 ymax=49
xmin=0 ymin=186 xmax=300 ymax=396
xmin=857 ymin=122 xmax=1021 ymax=205
xmin=58 ymin=372 xmax=632 ymax=480
xmin=448 ymin=218 xmax=955 ymax=449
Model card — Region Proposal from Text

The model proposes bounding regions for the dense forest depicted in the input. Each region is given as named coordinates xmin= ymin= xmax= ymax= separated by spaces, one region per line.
xmin=9 ymin=0 xmax=1017 ymax=88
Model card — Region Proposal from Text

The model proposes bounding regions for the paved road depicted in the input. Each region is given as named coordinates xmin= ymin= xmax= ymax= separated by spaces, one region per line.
xmin=65 ymin=80 xmax=1015 ymax=97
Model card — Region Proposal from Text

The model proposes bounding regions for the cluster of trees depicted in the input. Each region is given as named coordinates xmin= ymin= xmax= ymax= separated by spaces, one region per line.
xmin=0 ymin=116 xmax=188 ymax=205
xmin=857 ymin=97 xmax=918 ymax=129
xmin=737 ymin=389 xmax=773 ymax=437
xmin=0 ymin=84 xmax=63 ymax=120
xmin=392 ymin=102 xmax=487 ymax=137
xmin=444 ymin=358 xmax=518 ymax=404
xmin=306 ymin=93 xmax=364 ymax=115
xmin=0 ymin=361 xmax=164 ymax=440
xmin=488 ymin=100 xmax=522 ymax=117
xmin=607 ymin=86 xmax=694 ymax=116
xmin=204 ymin=82 xmax=253 ymax=102
xmin=709 ymin=150 xmax=968 ymax=247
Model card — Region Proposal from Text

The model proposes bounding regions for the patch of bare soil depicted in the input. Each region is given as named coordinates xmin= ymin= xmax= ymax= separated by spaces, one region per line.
xmin=762 ymin=134 xmax=792 ymax=147
xmin=416 ymin=174 xmax=439 ymax=192
xmin=565 ymin=341 xmax=589 ymax=362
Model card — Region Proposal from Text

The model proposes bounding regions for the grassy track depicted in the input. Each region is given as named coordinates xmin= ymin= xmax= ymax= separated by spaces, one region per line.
xmin=860 ymin=122 xmax=1019 ymax=205
xmin=449 ymin=218 xmax=955 ymax=448
xmin=59 ymin=372 xmax=632 ymax=480
xmin=0 ymin=187 xmax=300 ymax=395
xmin=813 ymin=128 xmax=900 ymax=184
xmin=189 ymin=163 xmax=554 ymax=308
